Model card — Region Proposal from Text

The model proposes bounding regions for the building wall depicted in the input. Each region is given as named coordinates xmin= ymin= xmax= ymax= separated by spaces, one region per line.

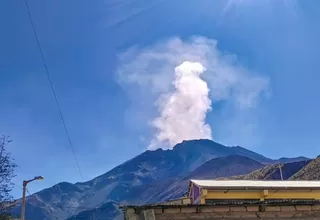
xmin=157 ymin=198 xmax=191 ymax=205
xmin=125 ymin=204 xmax=320 ymax=220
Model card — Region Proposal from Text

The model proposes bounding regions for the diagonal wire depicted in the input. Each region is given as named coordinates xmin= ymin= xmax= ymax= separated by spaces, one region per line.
xmin=23 ymin=0 xmax=84 ymax=180
xmin=13 ymin=183 xmax=31 ymax=198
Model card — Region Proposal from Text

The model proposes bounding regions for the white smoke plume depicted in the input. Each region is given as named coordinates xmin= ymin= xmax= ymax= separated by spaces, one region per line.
xmin=117 ymin=36 xmax=269 ymax=150
xmin=149 ymin=61 xmax=212 ymax=149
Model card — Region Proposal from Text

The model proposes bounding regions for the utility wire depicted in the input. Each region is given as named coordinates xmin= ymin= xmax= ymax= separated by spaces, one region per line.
xmin=13 ymin=183 xmax=31 ymax=198
xmin=24 ymin=0 xmax=84 ymax=180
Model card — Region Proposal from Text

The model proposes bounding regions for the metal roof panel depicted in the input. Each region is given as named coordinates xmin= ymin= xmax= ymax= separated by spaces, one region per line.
xmin=190 ymin=179 xmax=320 ymax=189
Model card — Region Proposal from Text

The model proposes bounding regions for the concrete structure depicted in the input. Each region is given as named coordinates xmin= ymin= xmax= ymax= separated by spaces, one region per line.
xmin=123 ymin=202 xmax=320 ymax=219
xmin=189 ymin=180 xmax=320 ymax=204
xmin=123 ymin=180 xmax=320 ymax=219
xmin=155 ymin=197 xmax=191 ymax=205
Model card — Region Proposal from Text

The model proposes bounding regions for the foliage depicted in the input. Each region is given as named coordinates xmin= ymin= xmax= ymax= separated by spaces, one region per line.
xmin=0 ymin=136 xmax=17 ymax=215
xmin=0 ymin=212 xmax=14 ymax=220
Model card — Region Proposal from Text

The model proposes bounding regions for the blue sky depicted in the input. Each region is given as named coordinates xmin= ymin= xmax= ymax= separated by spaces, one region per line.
xmin=1 ymin=0 xmax=320 ymax=197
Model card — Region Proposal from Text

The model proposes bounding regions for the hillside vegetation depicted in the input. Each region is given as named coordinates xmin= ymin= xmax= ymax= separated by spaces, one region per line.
xmin=290 ymin=156 xmax=320 ymax=180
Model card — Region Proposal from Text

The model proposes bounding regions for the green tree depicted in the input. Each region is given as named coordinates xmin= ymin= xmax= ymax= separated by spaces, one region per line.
xmin=0 ymin=136 xmax=17 ymax=219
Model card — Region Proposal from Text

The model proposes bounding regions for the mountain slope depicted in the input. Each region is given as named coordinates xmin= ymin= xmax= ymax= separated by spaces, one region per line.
xmin=65 ymin=202 xmax=121 ymax=220
xmin=67 ymin=156 xmax=314 ymax=220
xmin=134 ymin=155 xmax=264 ymax=203
xmin=137 ymin=155 xmax=265 ymax=204
xmin=66 ymin=155 xmax=266 ymax=220
xmin=220 ymin=160 xmax=310 ymax=180
xmin=11 ymin=139 xmax=308 ymax=220
xmin=290 ymin=156 xmax=320 ymax=180
xmin=189 ymin=155 xmax=264 ymax=179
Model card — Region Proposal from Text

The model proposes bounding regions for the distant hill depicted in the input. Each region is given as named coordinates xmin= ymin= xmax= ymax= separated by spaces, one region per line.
xmin=290 ymin=156 xmax=320 ymax=180
xmin=277 ymin=157 xmax=310 ymax=164
xmin=189 ymin=155 xmax=264 ymax=179
xmin=226 ymin=160 xmax=311 ymax=180
xmin=10 ymin=139 xmax=311 ymax=220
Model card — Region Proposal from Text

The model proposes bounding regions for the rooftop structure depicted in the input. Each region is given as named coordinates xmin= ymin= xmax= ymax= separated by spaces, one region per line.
xmin=123 ymin=201 xmax=320 ymax=220
xmin=123 ymin=180 xmax=320 ymax=219
xmin=189 ymin=179 xmax=320 ymax=204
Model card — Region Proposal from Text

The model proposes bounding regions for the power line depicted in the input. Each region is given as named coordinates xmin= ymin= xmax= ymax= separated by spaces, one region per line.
xmin=24 ymin=0 xmax=84 ymax=180
xmin=13 ymin=183 xmax=31 ymax=197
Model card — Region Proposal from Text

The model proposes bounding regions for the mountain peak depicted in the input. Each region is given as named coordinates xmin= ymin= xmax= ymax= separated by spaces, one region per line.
xmin=173 ymin=139 xmax=232 ymax=154
xmin=12 ymin=139 xmax=311 ymax=220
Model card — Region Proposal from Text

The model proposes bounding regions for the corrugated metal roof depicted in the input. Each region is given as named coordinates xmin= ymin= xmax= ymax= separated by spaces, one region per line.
xmin=190 ymin=179 xmax=320 ymax=189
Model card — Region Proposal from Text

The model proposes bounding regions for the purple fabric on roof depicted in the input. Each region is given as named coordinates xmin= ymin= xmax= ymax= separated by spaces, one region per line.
xmin=193 ymin=184 xmax=200 ymax=203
